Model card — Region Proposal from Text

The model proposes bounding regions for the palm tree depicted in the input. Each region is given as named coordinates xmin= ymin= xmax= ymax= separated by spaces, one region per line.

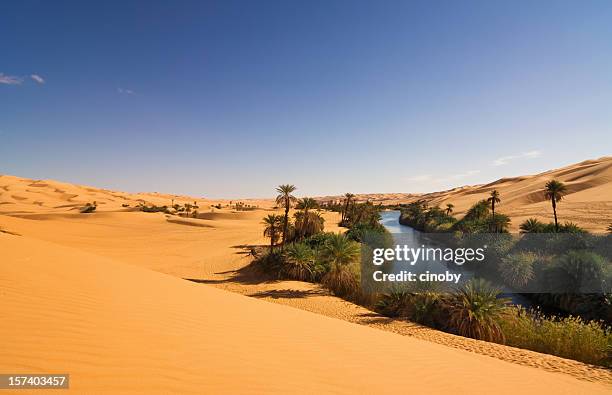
xmin=320 ymin=234 xmax=361 ymax=297
xmin=341 ymin=193 xmax=355 ymax=223
xmin=275 ymin=184 xmax=297 ymax=247
xmin=445 ymin=203 xmax=454 ymax=216
xmin=444 ymin=279 xmax=509 ymax=342
xmin=544 ymin=180 xmax=567 ymax=232
xmin=262 ymin=214 xmax=283 ymax=253
xmin=489 ymin=213 xmax=511 ymax=233
xmin=488 ymin=190 xmax=501 ymax=219
xmin=283 ymin=243 xmax=315 ymax=281
xmin=294 ymin=198 xmax=323 ymax=239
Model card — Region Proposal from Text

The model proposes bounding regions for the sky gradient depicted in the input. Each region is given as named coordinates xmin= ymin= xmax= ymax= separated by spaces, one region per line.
xmin=1 ymin=0 xmax=611 ymax=198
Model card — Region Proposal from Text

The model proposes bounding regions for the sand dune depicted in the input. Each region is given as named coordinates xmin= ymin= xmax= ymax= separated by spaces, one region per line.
xmin=318 ymin=156 xmax=612 ymax=232
xmin=1 ymin=232 xmax=609 ymax=394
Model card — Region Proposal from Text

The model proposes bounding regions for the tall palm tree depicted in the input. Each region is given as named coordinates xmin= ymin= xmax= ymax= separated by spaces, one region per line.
xmin=342 ymin=193 xmax=355 ymax=223
xmin=445 ymin=203 xmax=454 ymax=216
xmin=275 ymin=184 xmax=297 ymax=246
xmin=488 ymin=190 xmax=501 ymax=219
xmin=262 ymin=214 xmax=283 ymax=253
xmin=544 ymin=180 xmax=567 ymax=232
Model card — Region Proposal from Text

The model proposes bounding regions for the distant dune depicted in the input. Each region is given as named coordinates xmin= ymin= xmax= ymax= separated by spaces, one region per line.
xmin=317 ymin=157 xmax=612 ymax=232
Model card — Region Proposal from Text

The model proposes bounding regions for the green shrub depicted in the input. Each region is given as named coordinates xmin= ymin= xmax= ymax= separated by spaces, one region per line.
xmin=139 ymin=204 xmax=170 ymax=214
xmin=499 ymin=252 xmax=537 ymax=289
xmin=254 ymin=250 xmax=285 ymax=276
xmin=376 ymin=287 xmax=412 ymax=317
xmin=501 ymin=307 xmax=612 ymax=366
xmin=319 ymin=234 xmax=361 ymax=297
xmin=443 ymin=279 xmax=509 ymax=342
xmin=282 ymin=243 xmax=315 ymax=281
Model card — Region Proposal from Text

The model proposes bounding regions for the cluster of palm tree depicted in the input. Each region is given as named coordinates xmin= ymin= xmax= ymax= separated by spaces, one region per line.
xmin=340 ymin=193 xmax=355 ymax=225
xmin=262 ymin=185 xmax=326 ymax=252
xmin=336 ymin=193 xmax=383 ymax=229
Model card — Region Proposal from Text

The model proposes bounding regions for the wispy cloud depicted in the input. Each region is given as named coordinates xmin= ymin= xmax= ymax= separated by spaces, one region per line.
xmin=493 ymin=150 xmax=542 ymax=166
xmin=0 ymin=73 xmax=23 ymax=85
xmin=30 ymin=74 xmax=45 ymax=84
xmin=117 ymin=87 xmax=135 ymax=95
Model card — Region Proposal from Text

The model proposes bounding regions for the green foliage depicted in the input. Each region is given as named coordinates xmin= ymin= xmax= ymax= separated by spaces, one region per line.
xmin=139 ymin=204 xmax=169 ymax=213
xmin=282 ymin=242 xmax=315 ymax=281
xmin=293 ymin=209 xmax=324 ymax=240
xmin=399 ymin=200 xmax=456 ymax=232
xmin=547 ymin=250 xmax=607 ymax=293
xmin=254 ymin=250 xmax=285 ymax=275
xmin=320 ymin=234 xmax=361 ymax=297
xmin=276 ymin=184 xmax=297 ymax=244
xmin=520 ymin=218 xmax=545 ymax=233
xmin=376 ymin=287 xmax=412 ymax=317
xmin=262 ymin=214 xmax=284 ymax=251
xmin=545 ymin=179 xmax=567 ymax=203
xmin=443 ymin=279 xmax=509 ymax=342
xmin=499 ymin=252 xmax=537 ymax=289
xmin=500 ymin=307 xmax=612 ymax=366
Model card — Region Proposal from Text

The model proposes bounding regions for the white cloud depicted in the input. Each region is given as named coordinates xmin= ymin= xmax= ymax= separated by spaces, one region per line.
xmin=0 ymin=73 xmax=23 ymax=85
xmin=117 ymin=87 xmax=135 ymax=95
xmin=30 ymin=74 xmax=45 ymax=84
xmin=493 ymin=150 xmax=542 ymax=166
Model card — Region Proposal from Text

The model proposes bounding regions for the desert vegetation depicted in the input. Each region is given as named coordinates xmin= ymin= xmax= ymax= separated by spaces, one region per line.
xmin=80 ymin=201 xmax=97 ymax=213
xmin=258 ymin=185 xmax=392 ymax=301
xmin=256 ymin=180 xmax=612 ymax=367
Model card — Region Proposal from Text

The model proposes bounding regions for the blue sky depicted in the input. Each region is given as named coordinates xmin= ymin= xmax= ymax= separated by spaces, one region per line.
xmin=1 ymin=1 xmax=611 ymax=198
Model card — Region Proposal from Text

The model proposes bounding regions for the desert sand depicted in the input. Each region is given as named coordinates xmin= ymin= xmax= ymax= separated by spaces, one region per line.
xmin=1 ymin=158 xmax=611 ymax=393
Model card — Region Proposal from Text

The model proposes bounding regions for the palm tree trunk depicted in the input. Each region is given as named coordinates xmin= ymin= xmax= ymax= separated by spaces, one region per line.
xmin=282 ymin=200 xmax=289 ymax=248
xmin=491 ymin=201 xmax=496 ymax=232
xmin=552 ymin=198 xmax=558 ymax=232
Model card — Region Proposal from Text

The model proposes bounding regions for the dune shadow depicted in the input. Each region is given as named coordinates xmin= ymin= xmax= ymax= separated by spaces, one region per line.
xmin=249 ymin=288 xmax=326 ymax=299
xmin=184 ymin=278 xmax=226 ymax=284
xmin=230 ymin=244 xmax=264 ymax=256
xmin=183 ymin=259 xmax=280 ymax=286
xmin=355 ymin=312 xmax=396 ymax=325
